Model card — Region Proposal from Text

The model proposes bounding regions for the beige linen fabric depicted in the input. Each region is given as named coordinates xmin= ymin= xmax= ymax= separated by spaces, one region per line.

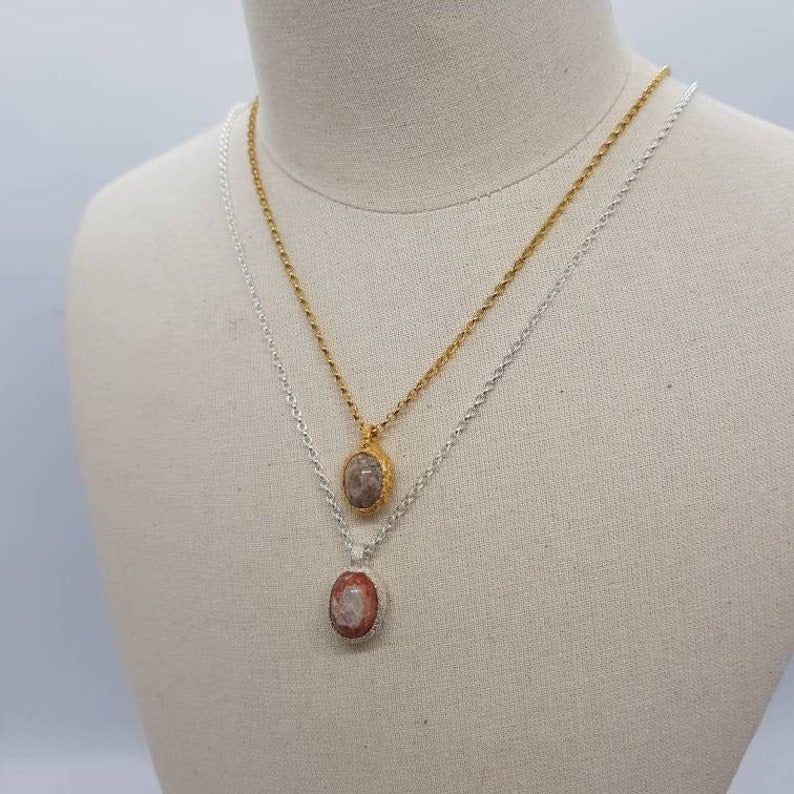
xmin=67 ymin=3 xmax=793 ymax=792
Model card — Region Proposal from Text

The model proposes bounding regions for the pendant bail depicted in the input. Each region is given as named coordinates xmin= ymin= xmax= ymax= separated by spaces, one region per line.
xmin=361 ymin=423 xmax=378 ymax=447
xmin=350 ymin=543 xmax=366 ymax=567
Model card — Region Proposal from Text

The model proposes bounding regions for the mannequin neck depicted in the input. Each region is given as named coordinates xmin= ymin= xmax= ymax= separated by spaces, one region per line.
xmin=242 ymin=0 xmax=630 ymax=212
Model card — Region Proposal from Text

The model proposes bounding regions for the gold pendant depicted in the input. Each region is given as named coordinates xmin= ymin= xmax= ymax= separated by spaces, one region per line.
xmin=342 ymin=425 xmax=393 ymax=515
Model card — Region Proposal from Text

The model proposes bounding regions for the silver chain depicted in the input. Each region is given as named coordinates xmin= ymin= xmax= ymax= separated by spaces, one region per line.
xmin=218 ymin=81 xmax=698 ymax=565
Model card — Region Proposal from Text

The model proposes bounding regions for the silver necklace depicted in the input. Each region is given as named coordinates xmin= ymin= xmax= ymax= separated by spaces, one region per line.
xmin=218 ymin=81 xmax=698 ymax=643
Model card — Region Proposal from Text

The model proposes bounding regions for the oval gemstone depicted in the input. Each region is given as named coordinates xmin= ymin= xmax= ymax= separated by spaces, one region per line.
xmin=329 ymin=570 xmax=379 ymax=639
xmin=343 ymin=452 xmax=383 ymax=509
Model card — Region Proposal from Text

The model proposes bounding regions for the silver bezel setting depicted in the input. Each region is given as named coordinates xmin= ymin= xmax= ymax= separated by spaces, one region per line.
xmin=329 ymin=566 xmax=387 ymax=644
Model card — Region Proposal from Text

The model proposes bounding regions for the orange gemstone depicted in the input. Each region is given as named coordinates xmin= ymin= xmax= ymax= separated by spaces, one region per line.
xmin=329 ymin=570 xmax=379 ymax=639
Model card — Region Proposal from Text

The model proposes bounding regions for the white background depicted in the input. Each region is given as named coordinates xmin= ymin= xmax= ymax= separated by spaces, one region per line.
xmin=1 ymin=1 xmax=792 ymax=791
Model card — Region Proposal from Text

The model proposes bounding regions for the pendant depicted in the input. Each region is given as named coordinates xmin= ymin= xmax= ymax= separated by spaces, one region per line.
xmin=329 ymin=564 xmax=385 ymax=642
xmin=341 ymin=425 xmax=393 ymax=514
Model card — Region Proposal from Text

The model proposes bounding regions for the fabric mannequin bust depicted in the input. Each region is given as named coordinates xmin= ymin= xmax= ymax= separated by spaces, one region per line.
xmin=67 ymin=2 xmax=794 ymax=792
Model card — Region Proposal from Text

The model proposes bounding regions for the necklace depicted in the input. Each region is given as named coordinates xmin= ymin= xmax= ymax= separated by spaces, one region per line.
xmin=221 ymin=80 xmax=698 ymax=643
xmin=245 ymin=67 xmax=671 ymax=516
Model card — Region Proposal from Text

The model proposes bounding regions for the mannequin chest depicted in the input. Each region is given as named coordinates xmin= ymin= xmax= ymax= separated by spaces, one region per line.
xmin=68 ymin=91 xmax=794 ymax=791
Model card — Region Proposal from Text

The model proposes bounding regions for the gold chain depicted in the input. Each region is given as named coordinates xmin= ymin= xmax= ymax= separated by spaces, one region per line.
xmin=246 ymin=66 xmax=670 ymax=439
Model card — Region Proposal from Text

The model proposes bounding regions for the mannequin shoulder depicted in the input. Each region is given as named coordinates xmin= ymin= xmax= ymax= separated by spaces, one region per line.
xmin=674 ymin=88 xmax=794 ymax=205
xmin=650 ymin=86 xmax=794 ymax=301
xmin=67 ymin=115 xmax=244 ymax=373
xmin=70 ymin=119 xmax=226 ymax=279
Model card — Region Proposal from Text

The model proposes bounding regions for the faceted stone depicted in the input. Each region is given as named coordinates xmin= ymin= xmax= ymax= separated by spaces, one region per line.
xmin=343 ymin=451 xmax=383 ymax=509
xmin=329 ymin=570 xmax=379 ymax=639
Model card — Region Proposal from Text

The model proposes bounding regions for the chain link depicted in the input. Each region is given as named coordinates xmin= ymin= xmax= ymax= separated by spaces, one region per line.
xmin=220 ymin=81 xmax=698 ymax=563
xmin=246 ymin=66 xmax=672 ymax=437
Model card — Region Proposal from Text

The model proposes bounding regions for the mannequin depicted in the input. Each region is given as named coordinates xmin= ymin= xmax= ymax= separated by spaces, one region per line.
xmin=67 ymin=1 xmax=794 ymax=792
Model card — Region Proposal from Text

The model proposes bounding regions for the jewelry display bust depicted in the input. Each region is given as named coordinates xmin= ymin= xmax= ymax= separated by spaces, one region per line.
xmin=67 ymin=2 xmax=794 ymax=793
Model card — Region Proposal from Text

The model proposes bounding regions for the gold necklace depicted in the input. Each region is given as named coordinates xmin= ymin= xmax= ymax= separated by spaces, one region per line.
xmin=246 ymin=66 xmax=670 ymax=515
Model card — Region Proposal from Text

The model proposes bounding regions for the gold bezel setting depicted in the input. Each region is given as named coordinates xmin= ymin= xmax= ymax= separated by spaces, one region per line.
xmin=341 ymin=435 xmax=393 ymax=515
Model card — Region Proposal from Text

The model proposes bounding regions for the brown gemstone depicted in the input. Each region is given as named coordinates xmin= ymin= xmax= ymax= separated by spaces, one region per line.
xmin=343 ymin=452 xmax=383 ymax=509
xmin=329 ymin=570 xmax=379 ymax=639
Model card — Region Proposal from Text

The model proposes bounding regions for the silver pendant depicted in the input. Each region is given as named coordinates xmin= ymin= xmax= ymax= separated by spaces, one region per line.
xmin=328 ymin=564 xmax=386 ymax=643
